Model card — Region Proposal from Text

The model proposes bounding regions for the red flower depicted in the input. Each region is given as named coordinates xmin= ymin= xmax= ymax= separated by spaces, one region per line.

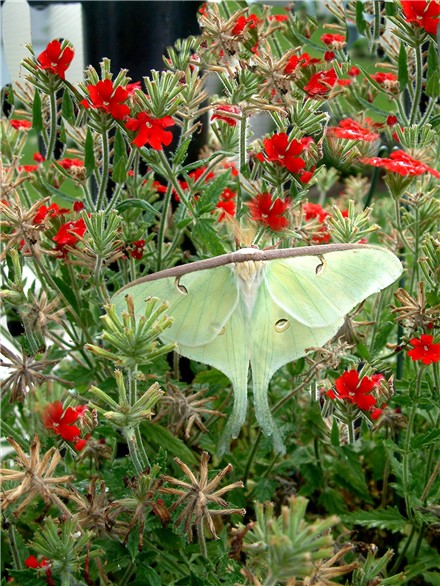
xmin=126 ymin=81 xmax=142 ymax=95
xmin=302 ymin=202 xmax=329 ymax=222
xmin=33 ymin=202 xmax=70 ymax=225
xmin=261 ymin=132 xmax=307 ymax=174
xmin=17 ymin=165 xmax=39 ymax=173
xmin=348 ymin=65 xmax=360 ymax=77
xmin=24 ymin=556 xmax=54 ymax=586
xmin=73 ymin=201 xmax=85 ymax=212
xmin=53 ymin=218 xmax=87 ymax=249
xmin=303 ymin=67 xmax=338 ymax=97
xmin=80 ymin=79 xmax=130 ymax=120
xmin=386 ymin=115 xmax=398 ymax=126
xmin=327 ymin=118 xmax=380 ymax=142
xmin=216 ymin=199 xmax=236 ymax=221
xmin=324 ymin=51 xmax=336 ymax=62
xmin=247 ymin=192 xmax=290 ymax=231
xmin=327 ymin=370 xmax=377 ymax=411
xmin=372 ymin=71 xmax=398 ymax=84
xmin=231 ymin=13 xmax=259 ymax=35
xmin=370 ymin=404 xmax=387 ymax=420
xmin=371 ymin=71 xmax=399 ymax=94
xmin=284 ymin=53 xmax=320 ymax=74
xmin=268 ymin=14 xmax=289 ymax=22
xmin=74 ymin=433 xmax=90 ymax=452
xmin=130 ymin=239 xmax=146 ymax=259
xmin=42 ymin=401 xmax=81 ymax=442
xmin=125 ymin=112 xmax=174 ymax=149
xmin=10 ymin=118 xmax=32 ymax=130
xmin=302 ymin=202 xmax=331 ymax=243
xmin=401 ymin=0 xmax=440 ymax=35
xmin=361 ymin=150 xmax=440 ymax=178
xmin=37 ymin=39 xmax=74 ymax=80
xmin=321 ymin=33 xmax=346 ymax=47
xmin=58 ymin=157 xmax=84 ymax=170
xmin=33 ymin=152 xmax=45 ymax=163
xmin=407 ymin=334 xmax=440 ymax=365
xmin=216 ymin=188 xmax=237 ymax=221
xmin=211 ymin=104 xmax=241 ymax=126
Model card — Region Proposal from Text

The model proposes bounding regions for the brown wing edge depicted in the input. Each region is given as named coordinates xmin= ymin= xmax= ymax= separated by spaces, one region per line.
xmin=115 ymin=243 xmax=392 ymax=295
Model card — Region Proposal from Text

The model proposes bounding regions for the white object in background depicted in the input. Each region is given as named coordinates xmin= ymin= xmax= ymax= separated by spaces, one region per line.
xmin=47 ymin=3 xmax=84 ymax=84
xmin=2 ymin=0 xmax=32 ymax=86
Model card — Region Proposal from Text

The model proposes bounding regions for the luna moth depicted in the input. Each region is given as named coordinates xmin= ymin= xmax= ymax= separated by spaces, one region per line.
xmin=112 ymin=243 xmax=403 ymax=453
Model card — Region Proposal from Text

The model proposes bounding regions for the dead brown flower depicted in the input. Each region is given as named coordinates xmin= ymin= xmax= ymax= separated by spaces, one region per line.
xmin=304 ymin=543 xmax=358 ymax=586
xmin=391 ymin=282 xmax=440 ymax=331
xmin=110 ymin=469 xmax=170 ymax=550
xmin=0 ymin=193 xmax=55 ymax=261
xmin=71 ymin=476 xmax=121 ymax=537
xmin=160 ymin=451 xmax=245 ymax=555
xmin=20 ymin=289 xmax=67 ymax=340
xmin=0 ymin=435 xmax=74 ymax=517
xmin=0 ymin=344 xmax=73 ymax=403
xmin=154 ymin=382 xmax=224 ymax=438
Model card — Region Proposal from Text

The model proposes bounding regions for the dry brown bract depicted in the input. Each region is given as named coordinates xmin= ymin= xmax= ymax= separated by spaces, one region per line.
xmin=391 ymin=282 xmax=440 ymax=331
xmin=0 ymin=344 xmax=72 ymax=403
xmin=0 ymin=193 xmax=54 ymax=261
xmin=160 ymin=451 xmax=245 ymax=544
xmin=154 ymin=382 xmax=224 ymax=438
xmin=0 ymin=435 xmax=74 ymax=517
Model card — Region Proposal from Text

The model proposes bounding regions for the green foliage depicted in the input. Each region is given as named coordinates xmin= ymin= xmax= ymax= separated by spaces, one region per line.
xmin=1 ymin=1 xmax=439 ymax=585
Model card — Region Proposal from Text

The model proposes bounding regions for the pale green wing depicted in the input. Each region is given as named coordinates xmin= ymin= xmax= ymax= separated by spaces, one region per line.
xmin=266 ymin=247 xmax=403 ymax=327
xmin=250 ymin=282 xmax=343 ymax=454
xmin=113 ymin=266 xmax=239 ymax=346
xmin=113 ymin=266 xmax=250 ymax=450
xmin=176 ymin=304 xmax=250 ymax=453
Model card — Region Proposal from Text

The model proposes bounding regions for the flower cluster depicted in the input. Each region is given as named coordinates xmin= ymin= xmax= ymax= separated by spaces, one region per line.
xmin=361 ymin=150 xmax=440 ymax=178
xmin=257 ymin=132 xmax=314 ymax=182
xmin=42 ymin=401 xmax=89 ymax=450
xmin=327 ymin=370 xmax=385 ymax=420
xmin=407 ymin=334 xmax=440 ymax=365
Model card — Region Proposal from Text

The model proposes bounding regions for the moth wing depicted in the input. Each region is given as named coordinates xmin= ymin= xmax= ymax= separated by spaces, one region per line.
xmin=266 ymin=247 xmax=403 ymax=328
xmin=250 ymin=281 xmax=344 ymax=454
xmin=113 ymin=266 xmax=239 ymax=347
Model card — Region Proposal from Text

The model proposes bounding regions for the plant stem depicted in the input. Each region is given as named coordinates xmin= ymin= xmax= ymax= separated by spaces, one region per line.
xmin=96 ymin=129 xmax=110 ymax=210
xmin=46 ymin=89 xmax=58 ymax=159
xmin=198 ymin=518 xmax=208 ymax=558
xmin=402 ymin=365 xmax=425 ymax=521
xmin=409 ymin=41 xmax=423 ymax=125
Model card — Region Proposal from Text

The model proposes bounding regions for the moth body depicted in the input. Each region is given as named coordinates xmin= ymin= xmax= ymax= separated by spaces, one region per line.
xmin=234 ymin=260 xmax=265 ymax=317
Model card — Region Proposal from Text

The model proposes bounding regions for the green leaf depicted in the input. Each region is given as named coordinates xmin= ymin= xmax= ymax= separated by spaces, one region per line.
xmin=319 ymin=488 xmax=348 ymax=514
xmin=426 ymin=71 xmax=440 ymax=99
xmin=333 ymin=448 xmax=372 ymax=501
xmin=330 ymin=417 xmax=340 ymax=447
xmin=196 ymin=170 xmax=231 ymax=215
xmin=32 ymin=89 xmax=43 ymax=134
xmin=85 ymin=128 xmax=95 ymax=176
xmin=398 ymin=43 xmax=408 ymax=90
xmin=61 ymin=89 xmax=75 ymax=125
xmin=117 ymin=199 xmax=158 ymax=215
xmin=141 ymin=421 xmax=198 ymax=465
xmin=112 ymin=156 xmax=127 ymax=184
xmin=372 ymin=321 xmax=395 ymax=354
xmin=411 ymin=429 xmax=440 ymax=450
xmin=52 ymin=275 xmax=80 ymax=316
xmin=114 ymin=127 xmax=127 ymax=162
xmin=341 ymin=507 xmax=408 ymax=532
xmin=191 ymin=218 xmax=227 ymax=256
xmin=172 ymin=136 xmax=192 ymax=166
xmin=355 ymin=1 xmax=367 ymax=34
xmin=385 ymin=1 xmax=397 ymax=15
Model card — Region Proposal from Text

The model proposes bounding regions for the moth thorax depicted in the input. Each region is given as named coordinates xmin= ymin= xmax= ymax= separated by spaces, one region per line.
xmin=235 ymin=260 xmax=265 ymax=314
